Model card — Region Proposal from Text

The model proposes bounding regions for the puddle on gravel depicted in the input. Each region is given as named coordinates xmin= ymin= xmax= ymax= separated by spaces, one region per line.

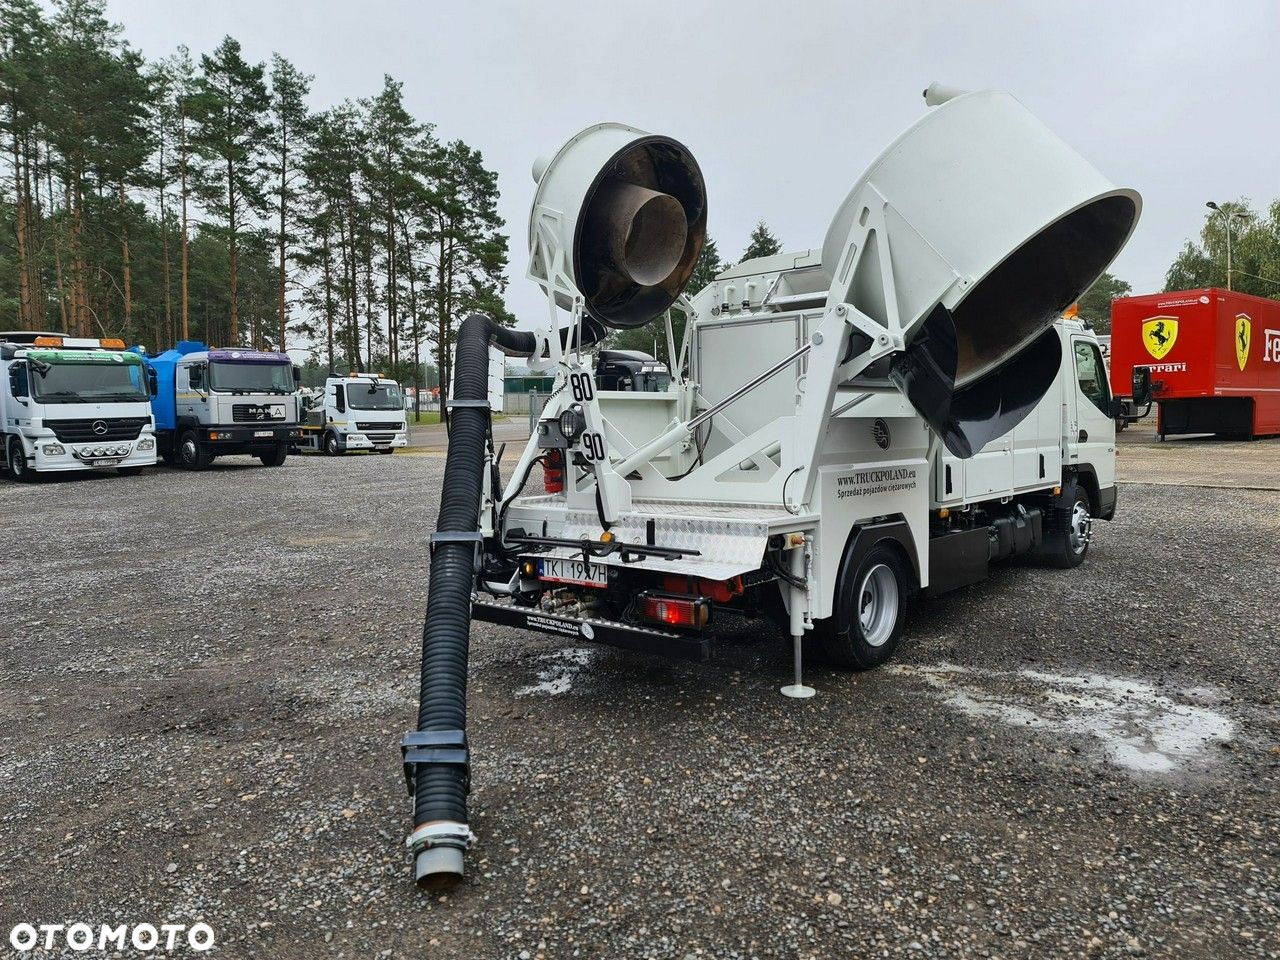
xmin=893 ymin=664 xmax=1234 ymax=774
xmin=516 ymin=647 xmax=595 ymax=697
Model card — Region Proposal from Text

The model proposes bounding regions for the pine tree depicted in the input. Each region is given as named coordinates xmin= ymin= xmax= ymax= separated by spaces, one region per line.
xmin=741 ymin=220 xmax=782 ymax=262
xmin=190 ymin=36 xmax=269 ymax=345
xmin=266 ymin=53 xmax=311 ymax=351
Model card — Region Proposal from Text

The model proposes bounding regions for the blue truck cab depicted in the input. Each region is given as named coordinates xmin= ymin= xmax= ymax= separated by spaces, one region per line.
xmin=141 ymin=341 xmax=300 ymax=470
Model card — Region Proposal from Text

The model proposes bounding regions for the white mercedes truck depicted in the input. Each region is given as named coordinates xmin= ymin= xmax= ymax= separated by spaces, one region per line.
xmin=295 ymin=373 xmax=408 ymax=455
xmin=1 ymin=332 xmax=158 ymax=481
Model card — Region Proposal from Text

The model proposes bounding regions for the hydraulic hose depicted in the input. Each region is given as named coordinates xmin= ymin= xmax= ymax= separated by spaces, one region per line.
xmin=407 ymin=313 xmax=539 ymax=889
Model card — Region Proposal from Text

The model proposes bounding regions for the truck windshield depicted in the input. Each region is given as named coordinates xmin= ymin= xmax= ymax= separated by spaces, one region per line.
xmin=347 ymin=382 xmax=403 ymax=410
xmin=209 ymin=361 xmax=294 ymax=394
xmin=29 ymin=358 xmax=149 ymax=403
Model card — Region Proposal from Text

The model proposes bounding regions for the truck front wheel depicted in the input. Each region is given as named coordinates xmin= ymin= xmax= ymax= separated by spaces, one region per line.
xmin=259 ymin=443 xmax=288 ymax=467
xmin=179 ymin=429 xmax=211 ymax=471
xmin=810 ymin=543 xmax=910 ymax=670
xmin=6 ymin=436 xmax=33 ymax=482
xmin=324 ymin=431 xmax=343 ymax=456
xmin=1041 ymin=487 xmax=1092 ymax=569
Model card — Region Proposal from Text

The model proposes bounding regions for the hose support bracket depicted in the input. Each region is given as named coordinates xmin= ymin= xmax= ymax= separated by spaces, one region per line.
xmin=401 ymin=729 xmax=470 ymax=796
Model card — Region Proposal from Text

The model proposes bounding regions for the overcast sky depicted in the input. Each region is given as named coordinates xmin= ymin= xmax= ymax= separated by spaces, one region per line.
xmin=104 ymin=0 xmax=1280 ymax=328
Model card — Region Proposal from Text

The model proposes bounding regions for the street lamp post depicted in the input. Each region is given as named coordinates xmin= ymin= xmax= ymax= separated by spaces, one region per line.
xmin=1206 ymin=201 xmax=1250 ymax=291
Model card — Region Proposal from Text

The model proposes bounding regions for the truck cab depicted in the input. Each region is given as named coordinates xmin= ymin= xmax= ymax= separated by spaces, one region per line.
xmin=295 ymin=373 xmax=407 ymax=455
xmin=1 ymin=332 xmax=158 ymax=481
xmin=143 ymin=342 xmax=300 ymax=470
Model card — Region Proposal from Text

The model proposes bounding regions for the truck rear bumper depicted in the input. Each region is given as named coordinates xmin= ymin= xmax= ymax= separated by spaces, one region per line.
xmin=471 ymin=598 xmax=711 ymax=662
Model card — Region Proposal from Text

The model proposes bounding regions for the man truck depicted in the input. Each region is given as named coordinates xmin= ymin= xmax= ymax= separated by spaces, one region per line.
xmin=1 ymin=332 xmax=158 ymax=481
xmin=142 ymin=341 xmax=299 ymax=470
xmin=294 ymin=372 xmax=407 ymax=455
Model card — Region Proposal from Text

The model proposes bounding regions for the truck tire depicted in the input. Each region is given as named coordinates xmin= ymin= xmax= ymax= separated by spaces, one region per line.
xmin=323 ymin=431 xmax=343 ymax=456
xmin=1041 ymin=486 xmax=1092 ymax=569
xmin=258 ymin=443 xmax=288 ymax=467
xmin=178 ymin=429 xmax=211 ymax=471
xmin=6 ymin=436 xmax=33 ymax=482
xmin=809 ymin=543 xmax=910 ymax=670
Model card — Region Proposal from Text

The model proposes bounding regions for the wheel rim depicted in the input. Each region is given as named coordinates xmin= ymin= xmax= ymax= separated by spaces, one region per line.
xmin=181 ymin=438 xmax=197 ymax=464
xmin=11 ymin=442 xmax=25 ymax=477
xmin=1069 ymin=501 xmax=1092 ymax=555
xmin=857 ymin=563 xmax=899 ymax=648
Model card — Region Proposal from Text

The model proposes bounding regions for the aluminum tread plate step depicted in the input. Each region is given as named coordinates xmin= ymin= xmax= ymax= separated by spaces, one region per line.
xmin=507 ymin=496 xmax=814 ymax=580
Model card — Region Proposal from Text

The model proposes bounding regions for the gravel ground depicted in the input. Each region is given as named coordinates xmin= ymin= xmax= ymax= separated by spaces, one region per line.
xmin=1 ymin=434 xmax=1277 ymax=959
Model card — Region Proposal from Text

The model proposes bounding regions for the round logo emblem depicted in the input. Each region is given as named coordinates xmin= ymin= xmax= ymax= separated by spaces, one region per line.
xmin=872 ymin=418 xmax=891 ymax=450
xmin=580 ymin=623 xmax=595 ymax=641
xmin=92 ymin=420 xmax=109 ymax=436
xmin=1198 ymin=295 xmax=1210 ymax=304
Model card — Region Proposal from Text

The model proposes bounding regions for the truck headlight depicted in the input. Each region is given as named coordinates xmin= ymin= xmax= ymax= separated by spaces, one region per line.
xmin=138 ymin=437 xmax=155 ymax=451
xmin=42 ymin=443 xmax=65 ymax=456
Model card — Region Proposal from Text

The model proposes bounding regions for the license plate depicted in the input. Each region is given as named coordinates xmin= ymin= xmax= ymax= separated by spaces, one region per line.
xmin=254 ymin=430 xmax=273 ymax=437
xmin=91 ymin=459 xmax=116 ymax=466
xmin=538 ymin=557 xmax=607 ymax=587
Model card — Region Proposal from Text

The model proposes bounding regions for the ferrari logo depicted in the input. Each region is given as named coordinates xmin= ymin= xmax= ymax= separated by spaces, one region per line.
xmin=1142 ymin=316 xmax=1178 ymax=360
xmin=1235 ymin=314 xmax=1251 ymax=371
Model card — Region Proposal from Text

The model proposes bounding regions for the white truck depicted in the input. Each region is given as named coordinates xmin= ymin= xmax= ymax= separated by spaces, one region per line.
xmin=294 ymin=373 xmax=408 ymax=455
xmin=1 ymin=332 xmax=158 ymax=481
xmin=402 ymin=84 xmax=1144 ymax=887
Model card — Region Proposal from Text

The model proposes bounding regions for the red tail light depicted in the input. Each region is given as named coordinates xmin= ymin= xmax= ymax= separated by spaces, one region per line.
xmin=542 ymin=449 xmax=564 ymax=493
xmin=638 ymin=593 xmax=711 ymax=630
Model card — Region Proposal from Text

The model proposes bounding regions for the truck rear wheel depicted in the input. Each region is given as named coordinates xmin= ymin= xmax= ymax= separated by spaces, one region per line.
xmin=6 ymin=436 xmax=33 ymax=482
xmin=178 ymin=429 xmax=211 ymax=471
xmin=259 ymin=443 xmax=288 ymax=467
xmin=809 ymin=543 xmax=910 ymax=670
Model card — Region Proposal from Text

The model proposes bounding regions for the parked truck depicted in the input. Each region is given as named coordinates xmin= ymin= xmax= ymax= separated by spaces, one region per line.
xmin=399 ymin=85 xmax=1146 ymax=888
xmin=294 ymin=372 xmax=408 ymax=455
xmin=1110 ymin=288 xmax=1280 ymax=440
xmin=1 ymin=332 xmax=158 ymax=481
xmin=142 ymin=341 xmax=299 ymax=469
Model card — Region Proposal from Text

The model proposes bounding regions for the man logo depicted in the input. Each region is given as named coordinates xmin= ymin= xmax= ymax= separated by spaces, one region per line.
xmin=1235 ymin=314 xmax=1251 ymax=371
xmin=91 ymin=420 xmax=109 ymax=436
xmin=1141 ymin=316 xmax=1178 ymax=360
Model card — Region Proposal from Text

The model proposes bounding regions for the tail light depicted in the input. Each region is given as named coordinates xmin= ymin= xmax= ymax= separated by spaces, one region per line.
xmin=638 ymin=593 xmax=711 ymax=630
xmin=542 ymin=449 xmax=564 ymax=493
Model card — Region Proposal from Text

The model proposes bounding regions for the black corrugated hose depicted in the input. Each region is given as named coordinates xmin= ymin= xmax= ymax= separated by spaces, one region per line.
xmin=406 ymin=313 xmax=538 ymax=888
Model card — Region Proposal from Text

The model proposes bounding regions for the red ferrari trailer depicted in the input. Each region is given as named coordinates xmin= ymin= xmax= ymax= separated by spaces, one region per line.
xmin=1110 ymin=288 xmax=1280 ymax=439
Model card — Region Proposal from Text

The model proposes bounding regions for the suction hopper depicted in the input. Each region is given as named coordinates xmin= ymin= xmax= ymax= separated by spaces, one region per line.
xmin=822 ymin=88 xmax=1140 ymax=457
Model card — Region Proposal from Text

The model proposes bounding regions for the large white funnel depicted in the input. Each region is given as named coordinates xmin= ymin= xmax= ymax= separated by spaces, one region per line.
xmin=529 ymin=123 xmax=707 ymax=329
xmin=822 ymin=88 xmax=1140 ymax=456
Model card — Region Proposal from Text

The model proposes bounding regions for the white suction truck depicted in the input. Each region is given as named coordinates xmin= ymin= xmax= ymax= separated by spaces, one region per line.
xmin=401 ymin=83 xmax=1145 ymax=888
xmin=1 ymin=332 xmax=158 ymax=480
xmin=295 ymin=373 xmax=408 ymax=455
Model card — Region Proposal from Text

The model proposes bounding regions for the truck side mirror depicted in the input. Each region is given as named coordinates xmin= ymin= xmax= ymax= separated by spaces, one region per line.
xmin=334 ymin=385 xmax=346 ymax=413
xmin=293 ymin=365 xmax=301 ymax=388
xmin=147 ymin=368 xmax=158 ymax=397
xmin=8 ymin=367 xmax=21 ymax=395
xmin=189 ymin=365 xmax=204 ymax=390
xmin=1131 ymin=366 xmax=1153 ymax=406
